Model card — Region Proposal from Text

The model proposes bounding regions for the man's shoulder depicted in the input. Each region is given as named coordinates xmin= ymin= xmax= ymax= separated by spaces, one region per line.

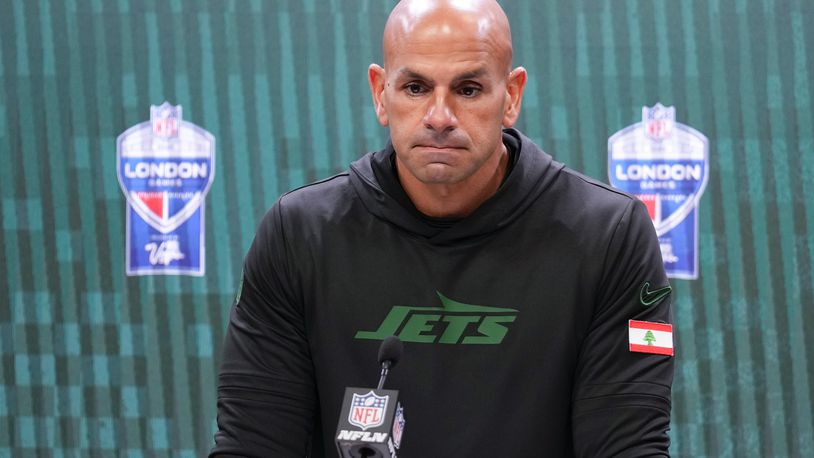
xmin=280 ymin=172 xmax=354 ymax=207
xmin=264 ymin=171 xmax=357 ymax=222
xmin=561 ymin=167 xmax=633 ymax=202
xmin=511 ymin=129 xmax=636 ymax=214
xmin=548 ymin=165 xmax=642 ymax=222
xmin=253 ymin=171 xmax=359 ymax=242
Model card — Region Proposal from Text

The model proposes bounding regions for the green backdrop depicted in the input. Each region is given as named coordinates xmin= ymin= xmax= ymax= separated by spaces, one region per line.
xmin=1 ymin=0 xmax=813 ymax=456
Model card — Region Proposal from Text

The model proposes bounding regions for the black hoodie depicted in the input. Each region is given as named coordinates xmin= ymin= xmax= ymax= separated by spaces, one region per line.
xmin=212 ymin=129 xmax=674 ymax=457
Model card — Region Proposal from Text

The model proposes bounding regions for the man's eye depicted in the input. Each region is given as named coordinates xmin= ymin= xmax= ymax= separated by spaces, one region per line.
xmin=460 ymin=86 xmax=480 ymax=97
xmin=405 ymin=83 xmax=424 ymax=95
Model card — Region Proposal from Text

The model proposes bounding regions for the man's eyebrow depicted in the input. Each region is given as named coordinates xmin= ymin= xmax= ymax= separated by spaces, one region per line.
xmin=394 ymin=67 xmax=489 ymax=82
xmin=452 ymin=68 xmax=488 ymax=81
xmin=396 ymin=68 xmax=431 ymax=81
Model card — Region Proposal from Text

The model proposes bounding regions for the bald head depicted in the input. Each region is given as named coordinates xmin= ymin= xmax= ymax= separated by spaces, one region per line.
xmin=382 ymin=0 xmax=514 ymax=72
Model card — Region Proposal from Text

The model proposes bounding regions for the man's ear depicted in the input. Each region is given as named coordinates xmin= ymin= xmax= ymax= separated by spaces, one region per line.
xmin=368 ymin=64 xmax=389 ymax=126
xmin=503 ymin=67 xmax=527 ymax=128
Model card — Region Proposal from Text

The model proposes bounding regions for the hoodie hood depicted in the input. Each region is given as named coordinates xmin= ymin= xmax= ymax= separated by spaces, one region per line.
xmin=348 ymin=128 xmax=564 ymax=245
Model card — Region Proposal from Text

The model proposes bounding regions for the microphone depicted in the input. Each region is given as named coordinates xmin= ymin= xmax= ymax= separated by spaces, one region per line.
xmin=377 ymin=335 xmax=403 ymax=390
xmin=335 ymin=336 xmax=406 ymax=458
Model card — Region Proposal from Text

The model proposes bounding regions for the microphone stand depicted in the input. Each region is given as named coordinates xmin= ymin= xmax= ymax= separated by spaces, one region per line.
xmin=377 ymin=360 xmax=392 ymax=390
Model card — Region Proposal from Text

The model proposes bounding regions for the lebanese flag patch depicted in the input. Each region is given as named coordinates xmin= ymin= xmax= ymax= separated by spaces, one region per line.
xmin=629 ymin=320 xmax=674 ymax=356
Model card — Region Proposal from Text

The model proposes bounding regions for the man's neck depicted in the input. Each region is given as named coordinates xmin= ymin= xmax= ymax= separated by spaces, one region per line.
xmin=397 ymin=144 xmax=509 ymax=219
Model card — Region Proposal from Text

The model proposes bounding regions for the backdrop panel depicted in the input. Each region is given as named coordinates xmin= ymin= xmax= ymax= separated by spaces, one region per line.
xmin=1 ymin=0 xmax=812 ymax=456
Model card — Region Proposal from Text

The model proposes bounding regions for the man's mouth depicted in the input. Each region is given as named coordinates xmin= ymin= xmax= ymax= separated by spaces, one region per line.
xmin=416 ymin=144 xmax=464 ymax=150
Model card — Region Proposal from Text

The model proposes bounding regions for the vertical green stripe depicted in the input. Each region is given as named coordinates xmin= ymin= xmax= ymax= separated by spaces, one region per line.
xmin=13 ymin=0 xmax=29 ymax=77
xmin=173 ymin=9 xmax=217 ymax=446
xmin=756 ymin=3 xmax=798 ymax=451
xmin=224 ymin=11 xmax=255 ymax=251
xmin=250 ymin=8 xmax=278 ymax=202
xmin=207 ymin=5 xmax=245 ymax=279
xmin=99 ymin=1 xmax=125 ymax=296
xmin=13 ymin=7 xmax=53 ymax=446
xmin=600 ymin=2 xmax=621 ymax=137
xmin=674 ymin=9 xmax=713 ymax=455
xmin=83 ymin=3 xmax=118 ymax=446
xmin=114 ymin=0 xmax=146 ymax=451
xmin=307 ymin=75 xmax=330 ymax=177
xmin=540 ymin=1 xmax=569 ymax=161
xmin=127 ymin=16 xmax=169 ymax=447
xmin=11 ymin=3 xmax=32 ymax=447
xmin=625 ymin=0 xmax=645 ymax=80
xmin=705 ymin=1 xmax=756 ymax=455
xmin=573 ymin=7 xmax=594 ymax=177
xmin=166 ymin=279 xmax=195 ymax=451
xmin=38 ymin=0 xmax=54 ymax=76
xmin=227 ymin=71 xmax=255 ymax=252
xmin=145 ymin=12 xmax=164 ymax=102
xmin=730 ymin=1 xmax=785 ymax=455
xmin=306 ymin=12 xmax=331 ymax=178
xmin=253 ymin=73 xmax=278 ymax=203
xmin=0 ymin=355 xmax=9 ymax=447
xmin=235 ymin=10 xmax=265 ymax=220
xmin=38 ymin=0 xmax=73 ymax=449
xmin=119 ymin=0 xmax=137 ymax=116
xmin=64 ymin=0 xmax=101 ymax=310
xmin=13 ymin=0 xmax=45 ymax=299
xmin=198 ymin=11 xmax=234 ymax=295
xmin=623 ymin=0 xmax=646 ymax=147
xmin=264 ymin=7 xmax=291 ymax=194
xmin=359 ymin=10 xmax=382 ymax=146
xmin=0 ymin=0 xmax=12 ymax=310
xmin=790 ymin=2 xmax=814 ymax=432
xmin=94 ymin=0 xmax=120 ymax=298
xmin=653 ymin=1 xmax=671 ymax=81
xmin=764 ymin=1 xmax=814 ymax=452
xmin=331 ymin=13 xmax=354 ymax=168
xmin=513 ymin=3 xmax=537 ymax=137
xmin=0 ymin=14 xmax=4 ymax=78
xmin=278 ymin=13 xmax=305 ymax=185
xmin=55 ymin=0 xmax=87 ymax=450
xmin=680 ymin=1 xmax=725 ymax=456
xmin=0 ymin=2 xmax=22 ymax=450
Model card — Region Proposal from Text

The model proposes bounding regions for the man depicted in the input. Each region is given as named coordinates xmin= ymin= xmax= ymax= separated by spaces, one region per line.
xmin=211 ymin=0 xmax=674 ymax=456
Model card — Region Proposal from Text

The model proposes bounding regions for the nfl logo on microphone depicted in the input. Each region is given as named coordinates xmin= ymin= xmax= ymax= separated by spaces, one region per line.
xmin=117 ymin=102 xmax=215 ymax=276
xmin=349 ymin=391 xmax=389 ymax=430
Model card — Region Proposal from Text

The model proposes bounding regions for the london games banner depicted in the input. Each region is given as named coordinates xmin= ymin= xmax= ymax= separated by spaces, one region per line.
xmin=609 ymin=104 xmax=709 ymax=279
xmin=117 ymin=102 xmax=215 ymax=276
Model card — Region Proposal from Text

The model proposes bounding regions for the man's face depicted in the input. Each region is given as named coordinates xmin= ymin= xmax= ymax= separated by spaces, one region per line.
xmin=370 ymin=13 xmax=525 ymax=186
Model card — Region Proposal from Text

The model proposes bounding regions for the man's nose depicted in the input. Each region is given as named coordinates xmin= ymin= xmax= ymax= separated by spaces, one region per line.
xmin=423 ymin=93 xmax=457 ymax=132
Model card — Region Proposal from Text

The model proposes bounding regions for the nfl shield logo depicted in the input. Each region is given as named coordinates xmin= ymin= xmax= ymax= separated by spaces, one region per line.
xmin=643 ymin=103 xmax=675 ymax=141
xmin=151 ymin=103 xmax=181 ymax=138
xmin=117 ymin=102 xmax=215 ymax=275
xmin=348 ymin=391 xmax=389 ymax=431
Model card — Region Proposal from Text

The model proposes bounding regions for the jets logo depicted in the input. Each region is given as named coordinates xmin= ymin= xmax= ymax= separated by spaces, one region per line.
xmin=355 ymin=293 xmax=517 ymax=345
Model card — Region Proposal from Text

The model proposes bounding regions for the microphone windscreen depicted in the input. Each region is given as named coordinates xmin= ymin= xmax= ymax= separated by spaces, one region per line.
xmin=377 ymin=335 xmax=403 ymax=368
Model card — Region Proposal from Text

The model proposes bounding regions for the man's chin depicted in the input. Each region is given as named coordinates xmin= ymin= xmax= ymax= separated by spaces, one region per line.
xmin=396 ymin=157 xmax=466 ymax=185
xmin=416 ymin=165 xmax=465 ymax=185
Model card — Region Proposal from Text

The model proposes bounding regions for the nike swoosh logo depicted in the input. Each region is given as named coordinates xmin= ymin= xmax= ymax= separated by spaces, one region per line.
xmin=640 ymin=282 xmax=672 ymax=307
